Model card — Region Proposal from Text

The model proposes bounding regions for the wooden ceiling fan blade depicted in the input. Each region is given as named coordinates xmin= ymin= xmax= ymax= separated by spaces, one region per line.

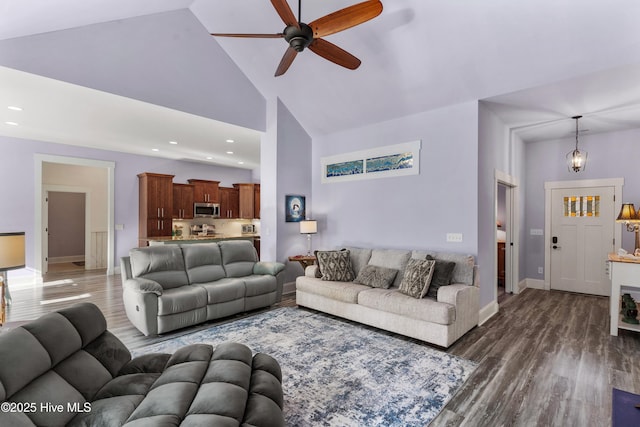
xmin=308 ymin=38 xmax=361 ymax=70
xmin=211 ymin=33 xmax=284 ymax=38
xmin=275 ymin=47 xmax=298 ymax=76
xmin=271 ymin=0 xmax=300 ymax=28
xmin=309 ymin=0 xmax=383 ymax=38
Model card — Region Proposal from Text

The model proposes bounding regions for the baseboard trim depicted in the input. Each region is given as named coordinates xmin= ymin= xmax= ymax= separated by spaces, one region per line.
xmin=49 ymin=255 xmax=84 ymax=264
xmin=479 ymin=300 xmax=499 ymax=326
xmin=524 ymin=278 xmax=545 ymax=290
xmin=283 ymin=281 xmax=296 ymax=295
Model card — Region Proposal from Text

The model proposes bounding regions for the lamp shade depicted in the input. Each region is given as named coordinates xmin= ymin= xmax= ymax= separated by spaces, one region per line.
xmin=0 ymin=232 xmax=25 ymax=271
xmin=617 ymin=203 xmax=639 ymax=222
xmin=299 ymin=220 xmax=318 ymax=234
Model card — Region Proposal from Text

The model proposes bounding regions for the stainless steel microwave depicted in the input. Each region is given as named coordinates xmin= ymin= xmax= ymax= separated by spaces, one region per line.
xmin=194 ymin=203 xmax=220 ymax=218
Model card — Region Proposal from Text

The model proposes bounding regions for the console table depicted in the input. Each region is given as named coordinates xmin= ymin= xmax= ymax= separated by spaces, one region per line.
xmin=609 ymin=254 xmax=640 ymax=336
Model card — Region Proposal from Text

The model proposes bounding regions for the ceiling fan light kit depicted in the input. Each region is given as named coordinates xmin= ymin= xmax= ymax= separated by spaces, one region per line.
xmin=211 ymin=0 xmax=383 ymax=76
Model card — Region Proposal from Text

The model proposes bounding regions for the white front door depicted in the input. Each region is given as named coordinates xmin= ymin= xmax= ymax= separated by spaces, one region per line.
xmin=550 ymin=186 xmax=615 ymax=296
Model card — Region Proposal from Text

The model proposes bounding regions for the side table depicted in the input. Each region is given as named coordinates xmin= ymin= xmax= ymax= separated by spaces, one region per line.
xmin=288 ymin=255 xmax=317 ymax=271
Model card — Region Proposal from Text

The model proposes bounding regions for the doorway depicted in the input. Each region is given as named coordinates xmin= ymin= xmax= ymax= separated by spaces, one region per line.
xmin=544 ymin=178 xmax=623 ymax=295
xmin=495 ymin=170 xmax=519 ymax=303
xmin=46 ymin=191 xmax=86 ymax=273
xmin=35 ymin=154 xmax=115 ymax=277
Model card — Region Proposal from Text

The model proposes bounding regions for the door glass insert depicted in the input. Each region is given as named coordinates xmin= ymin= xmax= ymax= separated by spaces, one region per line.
xmin=563 ymin=196 xmax=600 ymax=217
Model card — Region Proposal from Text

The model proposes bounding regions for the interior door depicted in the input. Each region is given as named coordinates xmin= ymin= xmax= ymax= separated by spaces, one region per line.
xmin=550 ymin=186 xmax=614 ymax=296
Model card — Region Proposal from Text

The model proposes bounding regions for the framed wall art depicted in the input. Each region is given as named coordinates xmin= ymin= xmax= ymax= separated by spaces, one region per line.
xmin=321 ymin=140 xmax=421 ymax=184
xmin=285 ymin=195 xmax=306 ymax=222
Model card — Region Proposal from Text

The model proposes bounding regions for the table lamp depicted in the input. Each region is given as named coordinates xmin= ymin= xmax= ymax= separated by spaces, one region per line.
xmin=299 ymin=220 xmax=318 ymax=256
xmin=616 ymin=203 xmax=640 ymax=253
xmin=0 ymin=232 xmax=25 ymax=324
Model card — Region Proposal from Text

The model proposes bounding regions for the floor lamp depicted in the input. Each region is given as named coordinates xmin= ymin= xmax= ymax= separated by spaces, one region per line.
xmin=0 ymin=232 xmax=26 ymax=325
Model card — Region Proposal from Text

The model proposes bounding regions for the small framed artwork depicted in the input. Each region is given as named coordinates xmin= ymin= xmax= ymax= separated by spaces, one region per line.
xmin=285 ymin=195 xmax=306 ymax=222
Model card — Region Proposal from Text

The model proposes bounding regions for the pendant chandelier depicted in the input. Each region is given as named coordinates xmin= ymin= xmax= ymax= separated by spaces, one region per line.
xmin=566 ymin=115 xmax=587 ymax=172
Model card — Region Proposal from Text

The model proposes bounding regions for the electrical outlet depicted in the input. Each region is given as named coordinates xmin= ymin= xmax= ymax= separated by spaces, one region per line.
xmin=446 ymin=233 xmax=463 ymax=243
xmin=538 ymin=267 xmax=543 ymax=274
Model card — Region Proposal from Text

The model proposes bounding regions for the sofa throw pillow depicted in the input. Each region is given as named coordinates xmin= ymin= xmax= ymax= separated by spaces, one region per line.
xmin=316 ymin=250 xmax=355 ymax=282
xmin=425 ymin=255 xmax=456 ymax=299
xmin=353 ymin=265 xmax=398 ymax=289
xmin=399 ymin=258 xmax=436 ymax=298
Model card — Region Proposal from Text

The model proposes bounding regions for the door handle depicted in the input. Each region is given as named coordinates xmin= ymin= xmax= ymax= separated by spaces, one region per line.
xmin=553 ymin=245 xmax=560 ymax=249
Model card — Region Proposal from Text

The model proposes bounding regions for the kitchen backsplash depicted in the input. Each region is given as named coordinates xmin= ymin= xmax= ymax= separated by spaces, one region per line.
xmin=173 ymin=218 xmax=260 ymax=236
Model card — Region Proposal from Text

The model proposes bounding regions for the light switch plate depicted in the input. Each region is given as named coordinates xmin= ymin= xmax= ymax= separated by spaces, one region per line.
xmin=446 ymin=233 xmax=463 ymax=243
xmin=530 ymin=229 xmax=543 ymax=236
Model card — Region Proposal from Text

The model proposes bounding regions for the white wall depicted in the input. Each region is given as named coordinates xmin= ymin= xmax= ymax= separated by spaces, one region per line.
xmin=312 ymin=101 xmax=479 ymax=255
xmin=524 ymin=127 xmax=640 ymax=279
xmin=275 ymin=100 xmax=313 ymax=283
xmin=43 ymin=162 xmax=108 ymax=233
xmin=478 ymin=103 xmax=526 ymax=308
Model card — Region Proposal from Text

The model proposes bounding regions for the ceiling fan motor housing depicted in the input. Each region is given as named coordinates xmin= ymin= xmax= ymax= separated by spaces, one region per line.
xmin=284 ymin=23 xmax=313 ymax=51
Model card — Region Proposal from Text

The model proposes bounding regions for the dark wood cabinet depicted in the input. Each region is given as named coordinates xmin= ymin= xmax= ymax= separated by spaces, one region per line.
xmin=187 ymin=179 xmax=220 ymax=203
xmin=254 ymin=184 xmax=260 ymax=219
xmin=253 ymin=238 xmax=260 ymax=259
xmin=172 ymin=183 xmax=194 ymax=219
xmin=234 ymin=183 xmax=257 ymax=219
xmin=138 ymin=173 xmax=174 ymax=245
xmin=220 ymin=187 xmax=239 ymax=218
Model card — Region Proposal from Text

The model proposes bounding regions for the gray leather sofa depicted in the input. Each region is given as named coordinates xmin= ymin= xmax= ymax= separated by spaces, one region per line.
xmin=121 ymin=240 xmax=286 ymax=336
xmin=0 ymin=302 xmax=285 ymax=426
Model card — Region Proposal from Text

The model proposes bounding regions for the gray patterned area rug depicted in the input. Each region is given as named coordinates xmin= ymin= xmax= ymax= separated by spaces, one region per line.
xmin=132 ymin=307 xmax=476 ymax=426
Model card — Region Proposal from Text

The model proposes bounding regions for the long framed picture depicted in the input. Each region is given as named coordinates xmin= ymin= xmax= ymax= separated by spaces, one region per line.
xmin=285 ymin=195 xmax=306 ymax=222
xmin=321 ymin=140 xmax=421 ymax=183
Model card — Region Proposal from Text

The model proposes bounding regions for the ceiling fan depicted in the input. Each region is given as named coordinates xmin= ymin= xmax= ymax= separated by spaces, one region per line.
xmin=211 ymin=0 xmax=383 ymax=76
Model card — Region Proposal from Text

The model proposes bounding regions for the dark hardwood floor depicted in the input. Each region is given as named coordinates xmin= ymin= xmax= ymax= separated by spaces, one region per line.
xmin=3 ymin=269 xmax=639 ymax=426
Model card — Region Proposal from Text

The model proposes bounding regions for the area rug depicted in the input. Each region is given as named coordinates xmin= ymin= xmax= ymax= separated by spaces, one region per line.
xmin=132 ymin=307 xmax=477 ymax=426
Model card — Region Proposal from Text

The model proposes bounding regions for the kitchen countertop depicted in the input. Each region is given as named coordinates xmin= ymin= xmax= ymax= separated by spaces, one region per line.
xmin=143 ymin=234 xmax=259 ymax=244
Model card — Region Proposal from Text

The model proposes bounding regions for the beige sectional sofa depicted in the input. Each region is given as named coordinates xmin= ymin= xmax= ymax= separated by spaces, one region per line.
xmin=296 ymin=247 xmax=479 ymax=348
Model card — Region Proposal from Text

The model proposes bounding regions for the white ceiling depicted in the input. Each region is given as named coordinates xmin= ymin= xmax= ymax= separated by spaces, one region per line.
xmin=0 ymin=66 xmax=262 ymax=169
xmin=1 ymin=0 xmax=640 ymax=164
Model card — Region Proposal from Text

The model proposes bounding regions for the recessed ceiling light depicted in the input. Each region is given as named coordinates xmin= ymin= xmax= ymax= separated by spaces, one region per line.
xmin=226 ymin=139 xmax=235 ymax=143
xmin=5 ymin=121 xmax=18 ymax=126
xmin=151 ymin=148 xmax=159 ymax=152
xmin=169 ymin=141 xmax=178 ymax=145
xmin=238 ymin=161 xmax=244 ymax=165
xmin=206 ymin=156 xmax=213 ymax=160
xmin=226 ymin=151 xmax=234 ymax=155
xmin=7 ymin=106 xmax=22 ymax=111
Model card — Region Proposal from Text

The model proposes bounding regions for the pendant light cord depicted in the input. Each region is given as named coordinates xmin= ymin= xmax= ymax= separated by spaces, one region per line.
xmin=575 ymin=117 xmax=579 ymax=151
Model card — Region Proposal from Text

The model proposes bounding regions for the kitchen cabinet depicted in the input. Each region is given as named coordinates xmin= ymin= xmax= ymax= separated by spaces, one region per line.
xmin=187 ymin=179 xmax=220 ymax=203
xmin=173 ymin=183 xmax=194 ymax=219
xmin=234 ymin=183 xmax=257 ymax=219
xmin=254 ymin=184 xmax=260 ymax=219
xmin=138 ymin=173 xmax=174 ymax=246
xmin=220 ymin=187 xmax=239 ymax=218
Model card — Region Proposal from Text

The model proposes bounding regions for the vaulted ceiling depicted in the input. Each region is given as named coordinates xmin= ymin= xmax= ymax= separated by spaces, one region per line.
xmin=1 ymin=0 xmax=640 ymax=165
